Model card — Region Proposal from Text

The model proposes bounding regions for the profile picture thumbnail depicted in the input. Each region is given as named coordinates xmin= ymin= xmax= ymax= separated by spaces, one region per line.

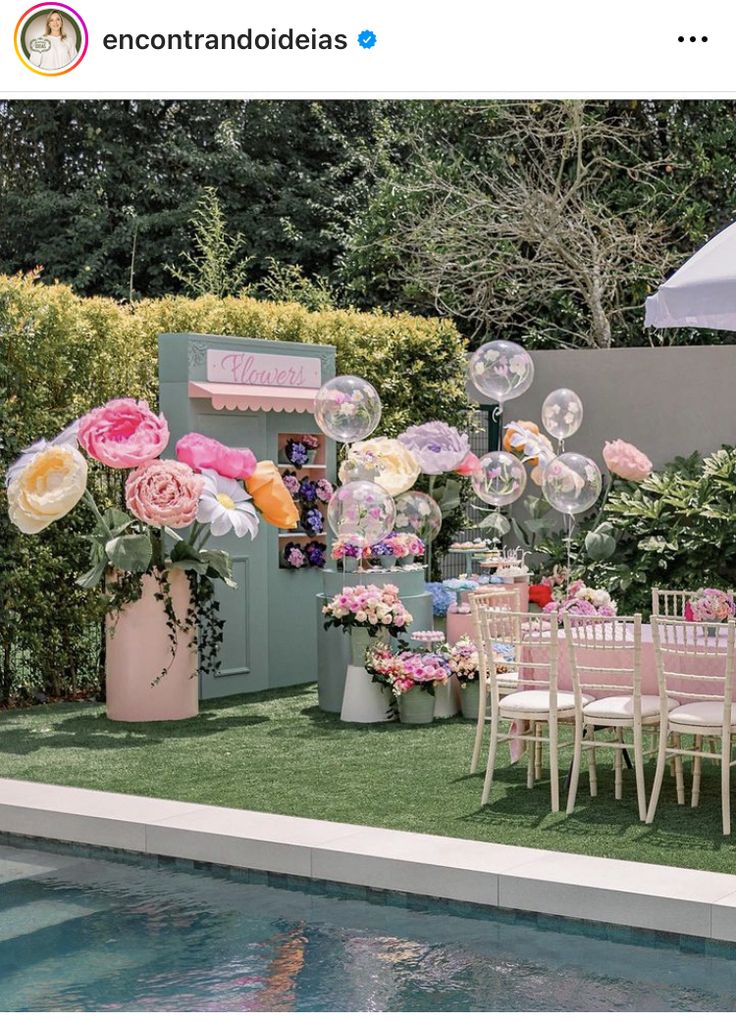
xmin=15 ymin=4 xmax=88 ymax=76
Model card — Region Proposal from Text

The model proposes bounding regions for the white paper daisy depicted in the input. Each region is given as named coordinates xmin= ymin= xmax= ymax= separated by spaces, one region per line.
xmin=196 ymin=469 xmax=259 ymax=539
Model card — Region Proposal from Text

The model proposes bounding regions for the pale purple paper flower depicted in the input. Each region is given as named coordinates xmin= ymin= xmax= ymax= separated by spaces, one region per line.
xmin=397 ymin=421 xmax=470 ymax=475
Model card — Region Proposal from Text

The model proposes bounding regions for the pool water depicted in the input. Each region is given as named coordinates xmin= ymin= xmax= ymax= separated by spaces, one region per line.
xmin=0 ymin=841 xmax=734 ymax=1011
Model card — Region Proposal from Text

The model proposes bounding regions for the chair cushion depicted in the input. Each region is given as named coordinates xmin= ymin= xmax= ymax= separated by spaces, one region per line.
xmin=668 ymin=701 xmax=736 ymax=727
xmin=499 ymin=689 xmax=590 ymax=713
xmin=584 ymin=695 xmax=676 ymax=719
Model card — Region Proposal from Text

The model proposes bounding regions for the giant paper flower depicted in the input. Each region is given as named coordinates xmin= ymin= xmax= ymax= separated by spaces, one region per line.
xmin=397 ymin=422 xmax=470 ymax=475
xmin=125 ymin=459 xmax=204 ymax=528
xmin=5 ymin=419 xmax=80 ymax=487
xmin=176 ymin=432 xmax=257 ymax=480
xmin=78 ymin=398 xmax=169 ymax=469
xmin=503 ymin=421 xmax=555 ymax=469
xmin=7 ymin=444 xmax=88 ymax=534
xmin=602 ymin=440 xmax=652 ymax=482
xmin=339 ymin=437 xmax=420 ymax=496
xmin=245 ymin=460 xmax=299 ymax=529
xmin=196 ymin=469 xmax=259 ymax=539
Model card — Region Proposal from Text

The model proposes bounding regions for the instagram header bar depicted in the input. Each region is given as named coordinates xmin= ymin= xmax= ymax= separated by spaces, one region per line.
xmin=3 ymin=0 xmax=735 ymax=96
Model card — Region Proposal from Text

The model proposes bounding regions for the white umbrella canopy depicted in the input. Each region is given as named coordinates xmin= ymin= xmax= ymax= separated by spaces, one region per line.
xmin=645 ymin=220 xmax=736 ymax=330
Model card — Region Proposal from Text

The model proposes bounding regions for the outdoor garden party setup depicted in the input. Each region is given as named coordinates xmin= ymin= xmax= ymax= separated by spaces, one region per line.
xmin=5 ymin=318 xmax=736 ymax=835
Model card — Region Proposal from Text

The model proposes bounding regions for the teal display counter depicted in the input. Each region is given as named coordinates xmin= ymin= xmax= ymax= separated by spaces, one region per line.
xmin=316 ymin=565 xmax=433 ymax=713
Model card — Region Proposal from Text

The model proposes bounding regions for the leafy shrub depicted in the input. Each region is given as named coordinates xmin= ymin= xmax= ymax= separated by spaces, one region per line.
xmin=0 ymin=272 xmax=469 ymax=701
xmin=588 ymin=448 xmax=736 ymax=614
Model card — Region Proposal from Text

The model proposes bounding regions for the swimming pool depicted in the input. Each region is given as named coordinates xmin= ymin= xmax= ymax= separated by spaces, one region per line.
xmin=0 ymin=840 xmax=734 ymax=1011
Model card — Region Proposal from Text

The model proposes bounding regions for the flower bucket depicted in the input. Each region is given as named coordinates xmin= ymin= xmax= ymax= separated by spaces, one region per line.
xmin=398 ymin=685 xmax=436 ymax=724
xmin=342 ymin=556 xmax=360 ymax=572
xmin=105 ymin=569 xmax=198 ymax=722
xmin=460 ymin=681 xmax=479 ymax=720
xmin=380 ymin=555 xmax=397 ymax=569
xmin=340 ymin=666 xmax=393 ymax=723
xmin=433 ymin=680 xmax=459 ymax=719
xmin=398 ymin=555 xmax=415 ymax=567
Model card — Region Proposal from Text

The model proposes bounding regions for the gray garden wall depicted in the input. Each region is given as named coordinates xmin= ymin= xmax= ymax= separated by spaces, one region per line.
xmin=467 ymin=345 xmax=736 ymax=468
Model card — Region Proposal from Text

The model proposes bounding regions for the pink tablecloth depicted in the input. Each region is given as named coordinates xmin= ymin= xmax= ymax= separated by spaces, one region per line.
xmin=524 ymin=623 xmax=727 ymax=699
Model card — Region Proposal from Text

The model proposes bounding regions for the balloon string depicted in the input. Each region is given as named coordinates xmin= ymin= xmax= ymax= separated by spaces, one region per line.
xmin=566 ymin=513 xmax=575 ymax=578
xmin=492 ymin=403 xmax=503 ymax=450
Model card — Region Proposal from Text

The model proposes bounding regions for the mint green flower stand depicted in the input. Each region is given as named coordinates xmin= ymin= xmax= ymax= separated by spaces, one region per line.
xmin=398 ymin=686 xmax=435 ymax=724
xmin=316 ymin=566 xmax=433 ymax=713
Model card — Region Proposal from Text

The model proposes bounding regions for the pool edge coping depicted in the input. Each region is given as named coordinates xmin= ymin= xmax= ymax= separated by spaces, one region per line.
xmin=2 ymin=776 xmax=736 ymax=943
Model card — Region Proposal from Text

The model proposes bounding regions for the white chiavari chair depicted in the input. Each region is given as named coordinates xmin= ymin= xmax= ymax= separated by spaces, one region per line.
xmin=564 ymin=614 xmax=664 ymax=822
xmin=468 ymin=586 xmax=521 ymax=775
xmin=648 ymin=616 xmax=736 ymax=835
xmin=473 ymin=604 xmax=577 ymax=812
xmin=651 ymin=588 xmax=734 ymax=618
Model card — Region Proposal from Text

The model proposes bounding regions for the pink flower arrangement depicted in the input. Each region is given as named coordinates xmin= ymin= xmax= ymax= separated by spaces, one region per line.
xmin=125 ymin=459 xmax=205 ymax=528
xmin=330 ymin=536 xmax=369 ymax=561
xmin=445 ymin=636 xmax=480 ymax=684
xmin=685 ymin=588 xmax=736 ymax=623
xmin=366 ymin=645 xmax=451 ymax=695
xmin=77 ymin=398 xmax=169 ymax=469
xmin=602 ymin=439 xmax=653 ymax=482
xmin=385 ymin=532 xmax=425 ymax=558
xmin=544 ymin=580 xmax=617 ymax=623
xmin=176 ymin=432 xmax=257 ymax=480
xmin=322 ymin=583 xmax=412 ymax=636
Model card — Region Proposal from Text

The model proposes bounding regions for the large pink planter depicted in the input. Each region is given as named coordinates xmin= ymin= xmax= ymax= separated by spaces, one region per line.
xmin=105 ymin=570 xmax=199 ymax=722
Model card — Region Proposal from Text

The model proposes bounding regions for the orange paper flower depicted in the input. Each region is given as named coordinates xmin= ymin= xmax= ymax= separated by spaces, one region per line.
xmin=245 ymin=460 xmax=299 ymax=530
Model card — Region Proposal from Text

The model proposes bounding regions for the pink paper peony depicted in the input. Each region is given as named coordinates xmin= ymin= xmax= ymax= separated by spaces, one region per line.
xmin=125 ymin=459 xmax=204 ymax=528
xmin=78 ymin=399 xmax=169 ymax=469
xmin=602 ymin=440 xmax=652 ymax=482
xmin=176 ymin=432 xmax=257 ymax=480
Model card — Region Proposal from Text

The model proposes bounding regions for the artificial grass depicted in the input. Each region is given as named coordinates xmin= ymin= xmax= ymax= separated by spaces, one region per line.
xmin=0 ymin=684 xmax=734 ymax=874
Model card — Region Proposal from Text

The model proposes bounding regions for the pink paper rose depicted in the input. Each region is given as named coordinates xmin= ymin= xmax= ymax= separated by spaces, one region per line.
xmin=602 ymin=440 xmax=652 ymax=482
xmin=455 ymin=451 xmax=482 ymax=477
xmin=78 ymin=399 xmax=169 ymax=469
xmin=176 ymin=432 xmax=257 ymax=480
xmin=125 ymin=459 xmax=204 ymax=528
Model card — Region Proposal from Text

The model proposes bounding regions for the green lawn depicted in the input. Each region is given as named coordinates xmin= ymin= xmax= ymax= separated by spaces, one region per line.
xmin=0 ymin=684 xmax=733 ymax=874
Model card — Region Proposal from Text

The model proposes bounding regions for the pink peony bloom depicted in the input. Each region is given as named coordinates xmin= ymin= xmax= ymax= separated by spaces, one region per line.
xmin=125 ymin=459 xmax=204 ymax=528
xmin=78 ymin=399 xmax=169 ymax=469
xmin=176 ymin=432 xmax=257 ymax=480
xmin=602 ymin=439 xmax=652 ymax=482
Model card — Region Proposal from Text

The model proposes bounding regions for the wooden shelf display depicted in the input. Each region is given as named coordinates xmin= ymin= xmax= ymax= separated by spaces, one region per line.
xmin=278 ymin=431 xmax=332 ymax=570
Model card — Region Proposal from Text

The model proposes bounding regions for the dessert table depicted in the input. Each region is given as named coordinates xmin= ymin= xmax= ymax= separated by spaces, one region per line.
xmin=445 ymin=576 xmax=530 ymax=645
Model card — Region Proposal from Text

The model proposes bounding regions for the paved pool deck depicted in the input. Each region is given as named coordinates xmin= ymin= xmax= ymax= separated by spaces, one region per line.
xmin=2 ymin=777 xmax=736 ymax=943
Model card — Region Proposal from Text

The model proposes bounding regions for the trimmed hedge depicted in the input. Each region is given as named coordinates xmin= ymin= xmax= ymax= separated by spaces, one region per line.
xmin=0 ymin=273 xmax=469 ymax=701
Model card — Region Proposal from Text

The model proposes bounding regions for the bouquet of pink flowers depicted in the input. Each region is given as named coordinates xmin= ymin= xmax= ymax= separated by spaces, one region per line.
xmin=543 ymin=579 xmax=617 ymax=624
xmin=322 ymin=583 xmax=413 ymax=637
xmin=685 ymin=588 xmax=736 ymax=623
xmin=385 ymin=532 xmax=425 ymax=558
xmin=366 ymin=644 xmax=451 ymax=695
xmin=330 ymin=537 xmax=369 ymax=561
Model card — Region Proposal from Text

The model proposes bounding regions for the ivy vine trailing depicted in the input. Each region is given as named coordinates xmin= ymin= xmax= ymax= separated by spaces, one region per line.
xmin=83 ymin=501 xmax=236 ymax=685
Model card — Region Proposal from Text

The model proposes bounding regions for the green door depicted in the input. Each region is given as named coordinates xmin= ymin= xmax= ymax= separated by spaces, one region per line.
xmin=189 ymin=408 xmax=269 ymax=698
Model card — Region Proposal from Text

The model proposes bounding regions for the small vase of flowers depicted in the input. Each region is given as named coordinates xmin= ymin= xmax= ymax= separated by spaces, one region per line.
xmin=685 ymin=588 xmax=736 ymax=636
xmin=322 ymin=583 xmax=412 ymax=667
xmin=366 ymin=644 xmax=451 ymax=724
xmin=283 ymin=434 xmax=321 ymax=468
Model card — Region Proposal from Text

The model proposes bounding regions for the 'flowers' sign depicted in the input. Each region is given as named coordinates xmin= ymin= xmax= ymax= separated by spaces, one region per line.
xmin=207 ymin=350 xmax=322 ymax=389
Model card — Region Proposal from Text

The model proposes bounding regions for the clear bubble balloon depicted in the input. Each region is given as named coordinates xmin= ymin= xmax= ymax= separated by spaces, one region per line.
xmin=542 ymin=452 xmax=602 ymax=515
xmin=393 ymin=490 xmax=443 ymax=541
xmin=314 ymin=375 xmax=382 ymax=443
xmin=467 ymin=340 xmax=535 ymax=407
xmin=327 ymin=480 xmax=395 ymax=546
xmin=471 ymin=451 xmax=527 ymax=507
xmin=541 ymin=389 xmax=584 ymax=441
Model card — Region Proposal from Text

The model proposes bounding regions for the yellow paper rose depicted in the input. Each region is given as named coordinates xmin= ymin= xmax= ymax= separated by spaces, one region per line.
xmin=7 ymin=445 xmax=88 ymax=534
xmin=339 ymin=437 xmax=420 ymax=497
xmin=245 ymin=460 xmax=299 ymax=530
